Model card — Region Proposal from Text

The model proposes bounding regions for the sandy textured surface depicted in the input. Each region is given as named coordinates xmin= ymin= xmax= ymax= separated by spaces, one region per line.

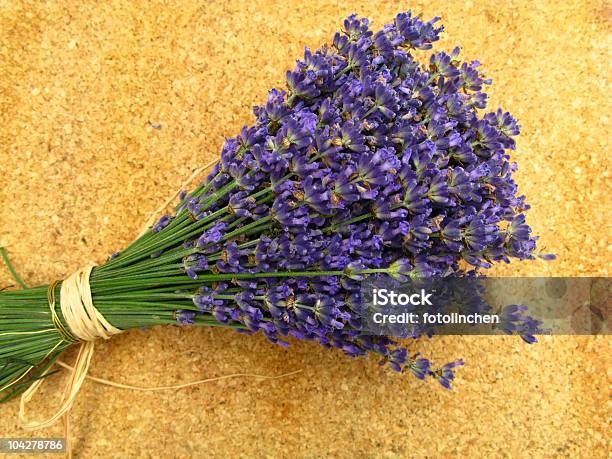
xmin=0 ymin=1 xmax=610 ymax=457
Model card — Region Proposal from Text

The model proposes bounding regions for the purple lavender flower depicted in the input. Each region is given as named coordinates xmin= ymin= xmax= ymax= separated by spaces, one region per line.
xmin=498 ymin=304 xmax=549 ymax=343
xmin=433 ymin=359 xmax=464 ymax=389
xmin=175 ymin=310 xmax=196 ymax=325
xmin=153 ymin=215 xmax=173 ymax=233
xmin=136 ymin=11 xmax=549 ymax=390
xmin=408 ymin=354 xmax=432 ymax=380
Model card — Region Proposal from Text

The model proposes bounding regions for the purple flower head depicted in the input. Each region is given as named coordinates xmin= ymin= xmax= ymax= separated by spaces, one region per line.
xmin=286 ymin=70 xmax=320 ymax=100
xmin=382 ymin=348 xmax=408 ymax=372
xmin=430 ymin=48 xmax=461 ymax=79
xmin=153 ymin=215 xmax=173 ymax=233
xmin=253 ymin=88 xmax=289 ymax=125
xmin=388 ymin=258 xmax=413 ymax=281
xmin=460 ymin=60 xmax=491 ymax=92
xmin=434 ymin=359 xmax=465 ymax=389
xmin=183 ymin=254 xmax=209 ymax=279
xmin=175 ymin=310 xmax=196 ymax=325
xmin=164 ymin=11 xmax=544 ymax=392
xmin=193 ymin=287 xmax=225 ymax=313
xmin=197 ymin=222 xmax=228 ymax=248
xmin=333 ymin=14 xmax=372 ymax=52
xmin=427 ymin=172 xmax=452 ymax=205
xmin=229 ymin=191 xmax=257 ymax=218
xmin=395 ymin=13 xmax=443 ymax=50
xmin=409 ymin=353 xmax=432 ymax=379
xmin=498 ymin=304 xmax=549 ymax=343
xmin=441 ymin=220 xmax=463 ymax=252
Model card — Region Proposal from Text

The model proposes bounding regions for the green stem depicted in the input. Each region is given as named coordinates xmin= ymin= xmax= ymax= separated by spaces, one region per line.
xmin=0 ymin=247 xmax=28 ymax=289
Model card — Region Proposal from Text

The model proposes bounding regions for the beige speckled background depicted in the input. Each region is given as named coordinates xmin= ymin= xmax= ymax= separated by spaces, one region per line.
xmin=0 ymin=1 xmax=610 ymax=457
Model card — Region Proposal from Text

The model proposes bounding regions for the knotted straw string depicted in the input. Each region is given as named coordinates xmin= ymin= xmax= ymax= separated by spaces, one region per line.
xmin=14 ymin=159 xmax=300 ymax=454
xmin=60 ymin=266 xmax=122 ymax=342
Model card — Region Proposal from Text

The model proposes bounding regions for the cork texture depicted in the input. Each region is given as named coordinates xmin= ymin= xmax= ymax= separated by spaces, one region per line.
xmin=0 ymin=1 xmax=610 ymax=457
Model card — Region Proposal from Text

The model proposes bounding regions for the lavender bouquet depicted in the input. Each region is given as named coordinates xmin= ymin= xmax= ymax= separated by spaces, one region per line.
xmin=0 ymin=11 xmax=548 ymax=405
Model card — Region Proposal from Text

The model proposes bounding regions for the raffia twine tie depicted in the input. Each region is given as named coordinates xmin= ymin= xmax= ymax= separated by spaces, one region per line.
xmin=19 ymin=265 xmax=122 ymax=430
